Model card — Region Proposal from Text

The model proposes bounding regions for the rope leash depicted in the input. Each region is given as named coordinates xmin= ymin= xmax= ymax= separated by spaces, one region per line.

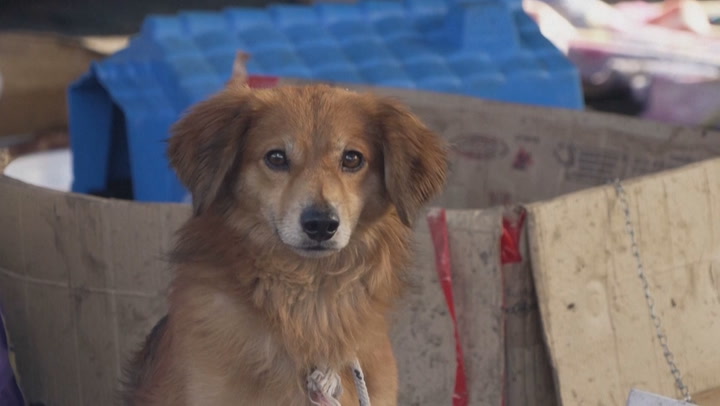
xmin=350 ymin=359 xmax=370 ymax=406
xmin=307 ymin=358 xmax=371 ymax=406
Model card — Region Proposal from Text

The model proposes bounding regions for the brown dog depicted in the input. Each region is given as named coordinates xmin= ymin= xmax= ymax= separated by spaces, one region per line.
xmin=122 ymin=78 xmax=448 ymax=405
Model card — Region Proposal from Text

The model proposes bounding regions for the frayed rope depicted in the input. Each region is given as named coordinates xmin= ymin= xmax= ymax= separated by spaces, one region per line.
xmin=307 ymin=358 xmax=371 ymax=406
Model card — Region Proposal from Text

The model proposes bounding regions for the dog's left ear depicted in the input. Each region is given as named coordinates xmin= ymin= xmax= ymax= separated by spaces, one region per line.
xmin=377 ymin=98 xmax=448 ymax=227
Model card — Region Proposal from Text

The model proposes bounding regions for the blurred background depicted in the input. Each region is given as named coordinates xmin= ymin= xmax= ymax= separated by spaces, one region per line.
xmin=0 ymin=0 xmax=674 ymax=35
xmin=2 ymin=0 xmax=720 ymax=196
xmin=3 ymin=0 xmax=719 ymax=121
xmin=0 ymin=0 xmax=303 ymax=35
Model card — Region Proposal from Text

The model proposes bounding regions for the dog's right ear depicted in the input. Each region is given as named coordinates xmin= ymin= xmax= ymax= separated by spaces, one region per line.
xmin=376 ymin=98 xmax=448 ymax=227
xmin=168 ymin=88 xmax=256 ymax=216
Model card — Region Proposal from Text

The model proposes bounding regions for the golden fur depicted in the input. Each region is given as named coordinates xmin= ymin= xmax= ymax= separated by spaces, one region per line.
xmin=122 ymin=82 xmax=448 ymax=405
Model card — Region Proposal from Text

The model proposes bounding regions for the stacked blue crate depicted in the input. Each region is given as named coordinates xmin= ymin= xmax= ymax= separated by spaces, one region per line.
xmin=69 ymin=0 xmax=583 ymax=203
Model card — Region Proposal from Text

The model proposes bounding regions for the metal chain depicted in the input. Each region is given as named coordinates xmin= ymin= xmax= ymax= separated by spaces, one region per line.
xmin=614 ymin=179 xmax=692 ymax=403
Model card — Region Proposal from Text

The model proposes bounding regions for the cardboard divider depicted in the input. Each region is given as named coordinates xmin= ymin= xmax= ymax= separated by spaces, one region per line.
xmin=527 ymin=158 xmax=720 ymax=404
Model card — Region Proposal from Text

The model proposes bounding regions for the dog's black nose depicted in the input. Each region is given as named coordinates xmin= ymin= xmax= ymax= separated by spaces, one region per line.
xmin=300 ymin=208 xmax=339 ymax=241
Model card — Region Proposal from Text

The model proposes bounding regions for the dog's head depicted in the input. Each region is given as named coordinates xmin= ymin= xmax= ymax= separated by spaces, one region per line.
xmin=168 ymin=84 xmax=447 ymax=258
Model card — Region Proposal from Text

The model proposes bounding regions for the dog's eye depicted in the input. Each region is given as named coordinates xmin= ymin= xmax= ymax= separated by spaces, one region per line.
xmin=265 ymin=150 xmax=289 ymax=170
xmin=342 ymin=150 xmax=364 ymax=172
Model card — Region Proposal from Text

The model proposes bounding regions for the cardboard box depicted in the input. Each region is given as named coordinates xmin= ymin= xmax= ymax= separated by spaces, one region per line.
xmin=2 ymin=85 xmax=720 ymax=406
xmin=0 ymin=32 xmax=103 ymax=137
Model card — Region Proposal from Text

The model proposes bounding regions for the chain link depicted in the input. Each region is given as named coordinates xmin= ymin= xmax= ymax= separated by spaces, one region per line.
xmin=614 ymin=179 xmax=692 ymax=403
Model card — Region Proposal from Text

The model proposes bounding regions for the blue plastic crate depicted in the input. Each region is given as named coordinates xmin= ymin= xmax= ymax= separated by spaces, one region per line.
xmin=69 ymin=0 xmax=583 ymax=203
